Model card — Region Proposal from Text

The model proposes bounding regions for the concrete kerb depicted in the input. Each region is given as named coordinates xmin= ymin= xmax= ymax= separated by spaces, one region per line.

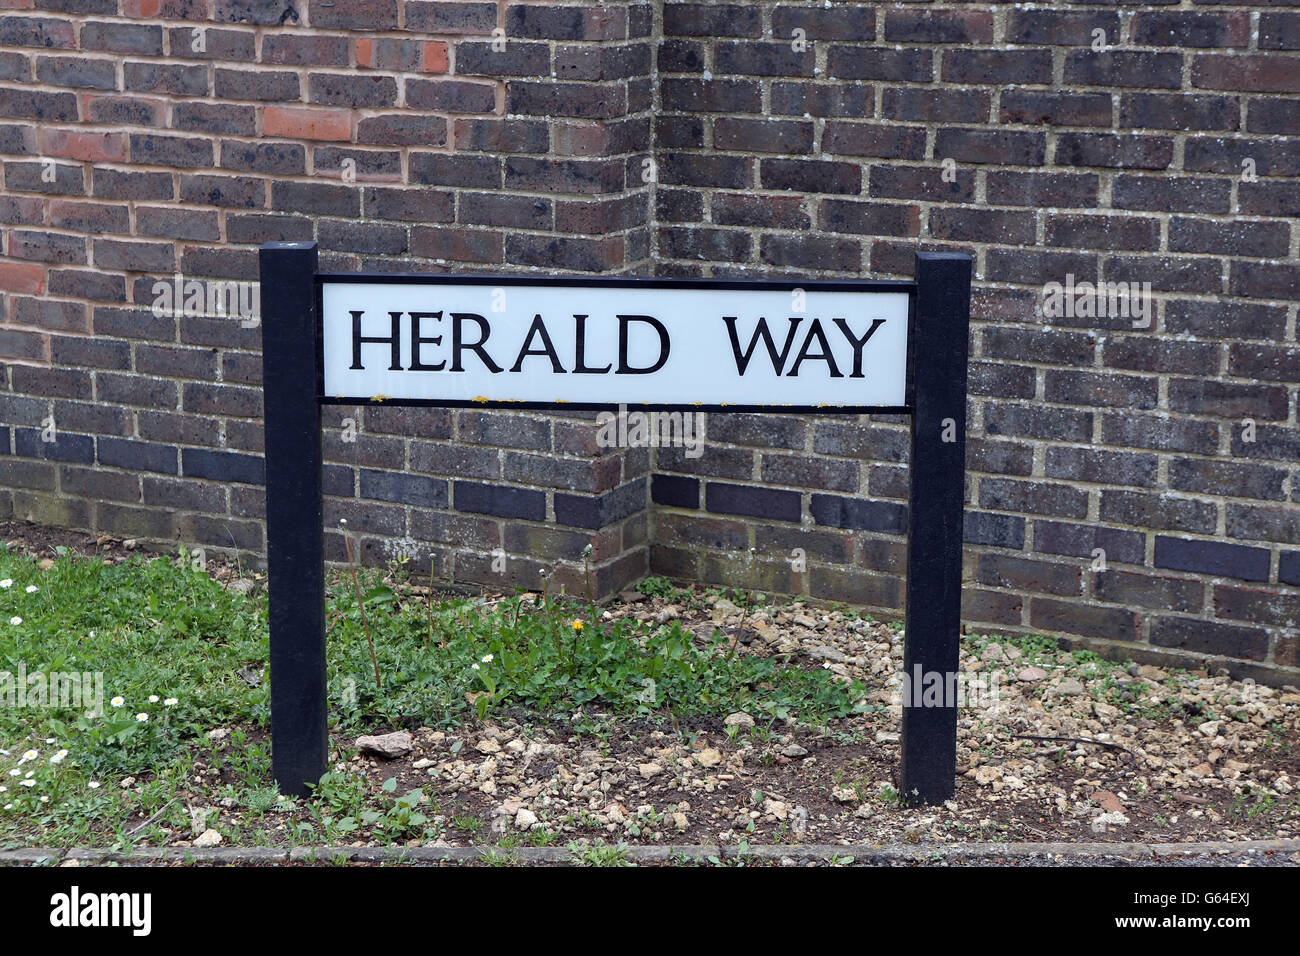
xmin=3 ymin=838 xmax=1298 ymax=866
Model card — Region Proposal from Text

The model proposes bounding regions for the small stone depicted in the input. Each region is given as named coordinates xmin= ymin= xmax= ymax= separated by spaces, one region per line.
xmin=831 ymin=786 xmax=857 ymax=803
xmin=697 ymin=748 xmax=723 ymax=768
xmin=1093 ymin=702 xmax=1120 ymax=721
xmin=1017 ymin=667 xmax=1048 ymax=682
xmin=763 ymin=798 xmax=788 ymax=820
xmin=412 ymin=758 xmax=433 ymax=769
xmin=638 ymin=762 xmax=663 ymax=779
xmin=1052 ymin=678 xmax=1085 ymax=696
xmin=193 ymin=828 xmax=223 ymax=848
xmin=980 ymin=643 xmax=1003 ymax=662
xmin=355 ymin=731 xmax=414 ymax=759
xmin=475 ymin=738 xmax=501 ymax=754
xmin=724 ymin=712 xmax=754 ymax=730
xmin=1091 ymin=790 xmax=1124 ymax=813
xmin=672 ymin=812 xmax=689 ymax=832
xmin=780 ymin=743 xmax=809 ymax=758
xmin=514 ymin=808 xmax=538 ymax=830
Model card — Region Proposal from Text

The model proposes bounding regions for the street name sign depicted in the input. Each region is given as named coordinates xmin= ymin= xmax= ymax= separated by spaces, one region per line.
xmin=260 ymin=244 xmax=972 ymax=806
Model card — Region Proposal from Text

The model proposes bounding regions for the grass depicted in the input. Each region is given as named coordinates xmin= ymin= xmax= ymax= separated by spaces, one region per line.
xmin=0 ymin=545 xmax=869 ymax=847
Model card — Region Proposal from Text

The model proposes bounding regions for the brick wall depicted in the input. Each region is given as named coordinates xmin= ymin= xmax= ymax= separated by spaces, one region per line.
xmin=0 ymin=1 xmax=1297 ymax=684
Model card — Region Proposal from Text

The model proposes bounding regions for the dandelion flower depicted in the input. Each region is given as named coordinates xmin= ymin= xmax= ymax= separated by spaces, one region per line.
xmin=148 ymin=695 xmax=160 ymax=703
xmin=24 ymin=585 xmax=37 ymax=594
xmin=87 ymin=781 xmax=100 ymax=789
xmin=136 ymin=713 xmax=149 ymax=722
xmin=50 ymin=750 xmax=68 ymax=764
xmin=164 ymin=698 xmax=178 ymax=706
xmin=572 ymin=620 xmax=584 ymax=632
xmin=8 ymin=617 xmax=21 ymax=626
xmin=0 ymin=579 xmax=10 ymax=588
xmin=110 ymin=697 xmax=124 ymax=708
xmin=481 ymin=654 xmax=493 ymax=663
xmin=19 ymin=750 xmax=37 ymax=763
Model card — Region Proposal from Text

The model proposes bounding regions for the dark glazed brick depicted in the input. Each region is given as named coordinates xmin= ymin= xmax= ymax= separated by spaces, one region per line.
xmin=13 ymin=429 xmax=94 ymax=464
xmin=454 ymin=481 xmax=545 ymax=521
xmin=1035 ymin=522 xmax=1144 ymax=565
xmin=651 ymin=474 xmax=699 ymax=509
xmin=705 ymin=482 xmax=799 ymax=522
xmin=182 ymin=448 xmax=264 ymax=485
xmin=1029 ymin=598 xmax=1140 ymax=643
xmin=1279 ymin=552 xmax=1300 ymax=587
xmin=554 ymin=478 xmax=646 ymax=530
xmin=963 ymin=512 xmax=1024 ymax=550
xmin=360 ymin=469 xmax=448 ymax=507
xmin=1153 ymin=536 xmax=1270 ymax=583
xmin=97 ymin=437 xmax=178 ymax=475
xmin=1150 ymin=617 xmax=1268 ymax=662
xmin=810 ymin=494 xmax=906 ymax=535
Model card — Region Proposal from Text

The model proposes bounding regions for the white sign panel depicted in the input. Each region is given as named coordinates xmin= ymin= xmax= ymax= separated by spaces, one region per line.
xmin=320 ymin=280 xmax=911 ymax=408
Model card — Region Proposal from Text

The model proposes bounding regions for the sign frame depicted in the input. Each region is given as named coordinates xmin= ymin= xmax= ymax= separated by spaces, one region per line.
xmin=315 ymin=271 xmax=918 ymax=414
xmin=259 ymin=242 xmax=971 ymax=806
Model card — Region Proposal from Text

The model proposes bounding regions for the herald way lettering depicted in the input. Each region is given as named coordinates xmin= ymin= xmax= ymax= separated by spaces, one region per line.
xmin=345 ymin=311 xmax=888 ymax=378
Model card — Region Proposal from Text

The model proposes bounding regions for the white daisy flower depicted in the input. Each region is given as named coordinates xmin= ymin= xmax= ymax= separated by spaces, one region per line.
xmin=164 ymin=698 xmax=178 ymax=706
xmin=0 ymin=579 xmax=11 ymax=588
xmin=2 ymin=804 xmax=11 ymax=811
xmin=19 ymin=750 xmax=37 ymax=763
xmin=136 ymin=713 xmax=149 ymax=722
xmin=8 ymin=617 xmax=21 ymax=626
xmin=20 ymin=779 xmax=35 ymax=787
xmin=24 ymin=771 xmax=34 ymax=779
xmin=24 ymin=585 xmax=37 ymax=594
xmin=110 ymin=697 xmax=124 ymax=708
xmin=0 ymin=786 xmax=6 ymax=793
xmin=7 ymin=769 xmax=19 ymax=777
xmin=50 ymin=750 xmax=68 ymax=764
xmin=471 ymin=663 xmax=480 ymax=671
xmin=39 ymin=795 xmax=48 ymax=803
xmin=87 ymin=781 xmax=100 ymax=789
xmin=481 ymin=654 xmax=493 ymax=663
xmin=148 ymin=695 xmax=160 ymax=703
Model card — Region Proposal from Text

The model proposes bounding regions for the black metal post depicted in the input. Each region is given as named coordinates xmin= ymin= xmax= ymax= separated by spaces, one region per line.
xmin=259 ymin=241 xmax=328 ymax=797
xmin=899 ymin=251 xmax=972 ymax=806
